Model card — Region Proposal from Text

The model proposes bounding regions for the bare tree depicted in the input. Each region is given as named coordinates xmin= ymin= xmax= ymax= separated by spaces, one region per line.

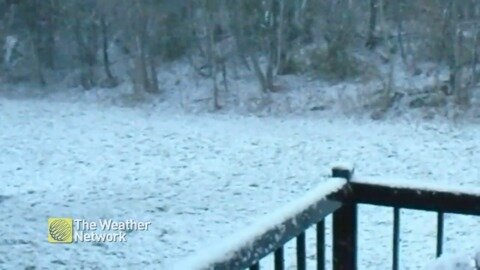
xmin=122 ymin=1 xmax=160 ymax=94
xmin=17 ymin=0 xmax=48 ymax=85
xmin=366 ymin=0 xmax=378 ymax=50
xmin=97 ymin=0 xmax=117 ymax=87
xmin=72 ymin=5 xmax=99 ymax=90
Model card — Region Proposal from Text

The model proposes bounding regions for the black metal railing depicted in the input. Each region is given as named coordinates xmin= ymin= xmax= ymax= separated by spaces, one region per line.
xmin=186 ymin=165 xmax=480 ymax=270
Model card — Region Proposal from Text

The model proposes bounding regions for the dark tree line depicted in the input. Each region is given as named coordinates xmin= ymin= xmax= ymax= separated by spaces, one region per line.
xmin=1 ymin=0 xmax=480 ymax=109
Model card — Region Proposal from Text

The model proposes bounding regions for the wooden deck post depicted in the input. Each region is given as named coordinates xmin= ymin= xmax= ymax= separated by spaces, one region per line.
xmin=332 ymin=165 xmax=357 ymax=270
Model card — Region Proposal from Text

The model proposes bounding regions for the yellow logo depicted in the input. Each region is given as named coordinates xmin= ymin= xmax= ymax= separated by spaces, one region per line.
xmin=48 ymin=218 xmax=73 ymax=243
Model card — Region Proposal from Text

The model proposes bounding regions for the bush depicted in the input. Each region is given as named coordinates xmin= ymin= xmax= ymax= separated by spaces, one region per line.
xmin=309 ymin=48 xmax=363 ymax=81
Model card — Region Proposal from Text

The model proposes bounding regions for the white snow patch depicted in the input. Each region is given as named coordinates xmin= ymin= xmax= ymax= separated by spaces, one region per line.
xmin=425 ymin=253 xmax=475 ymax=270
xmin=1 ymin=97 xmax=479 ymax=269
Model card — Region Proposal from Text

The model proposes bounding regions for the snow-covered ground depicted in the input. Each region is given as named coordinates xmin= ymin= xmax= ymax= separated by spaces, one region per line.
xmin=1 ymin=96 xmax=479 ymax=269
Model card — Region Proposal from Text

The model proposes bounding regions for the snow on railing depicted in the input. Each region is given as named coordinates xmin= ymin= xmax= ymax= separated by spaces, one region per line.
xmin=178 ymin=178 xmax=347 ymax=270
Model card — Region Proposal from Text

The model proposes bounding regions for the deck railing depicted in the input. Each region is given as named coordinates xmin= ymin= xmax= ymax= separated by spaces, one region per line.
xmin=185 ymin=165 xmax=480 ymax=270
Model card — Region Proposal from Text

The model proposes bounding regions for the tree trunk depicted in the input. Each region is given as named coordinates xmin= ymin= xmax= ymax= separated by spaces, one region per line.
xmin=43 ymin=0 xmax=57 ymax=70
xmin=275 ymin=0 xmax=285 ymax=75
xmin=147 ymin=54 xmax=160 ymax=93
xmin=220 ymin=57 xmax=228 ymax=94
xmin=472 ymin=27 xmax=479 ymax=87
xmin=380 ymin=0 xmax=394 ymax=97
xmin=73 ymin=16 xmax=98 ymax=90
xmin=100 ymin=14 xmax=115 ymax=82
xmin=250 ymin=53 xmax=268 ymax=93
xmin=129 ymin=2 xmax=153 ymax=95
xmin=266 ymin=0 xmax=276 ymax=86
xmin=455 ymin=27 xmax=469 ymax=106
xmin=133 ymin=35 xmax=150 ymax=94
xmin=394 ymin=0 xmax=406 ymax=62
xmin=206 ymin=3 xmax=220 ymax=110
xmin=29 ymin=33 xmax=46 ymax=86
xmin=228 ymin=0 xmax=251 ymax=71
xmin=366 ymin=0 xmax=378 ymax=49
xmin=446 ymin=0 xmax=456 ymax=93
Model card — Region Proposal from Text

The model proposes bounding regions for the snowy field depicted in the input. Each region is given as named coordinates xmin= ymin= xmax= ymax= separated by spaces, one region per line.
xmin=1 ymin=96 xmax=479 ymax=269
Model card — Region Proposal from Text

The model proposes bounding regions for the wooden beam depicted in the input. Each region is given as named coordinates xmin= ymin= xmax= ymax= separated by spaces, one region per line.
xmin=349 ymin=182 xmax=480 ymax=216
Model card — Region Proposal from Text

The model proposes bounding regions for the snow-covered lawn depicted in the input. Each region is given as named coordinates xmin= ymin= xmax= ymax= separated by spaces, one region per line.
xmin=0 ymin=97 xmax=479 ymax=269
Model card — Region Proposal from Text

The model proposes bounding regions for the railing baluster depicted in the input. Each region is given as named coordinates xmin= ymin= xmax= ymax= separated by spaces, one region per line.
xmin=249 ymin=262 xmax=260 ymax=270
xmin=274 ymin=246 xmax=284 ymax=270
xmin=297 ymin=232 xmax=306 ymax=270
xmin=392 ymin=207 xmax=400 ymax=270
xmin=436 ymin=211 xmax=444 ymax=257
xmin=317 ymin=220 xmax=325 ymax=270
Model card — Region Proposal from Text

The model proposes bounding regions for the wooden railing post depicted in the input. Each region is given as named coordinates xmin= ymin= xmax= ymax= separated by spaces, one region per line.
xmin=332 ymin=165 xmax=357 ymax=270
